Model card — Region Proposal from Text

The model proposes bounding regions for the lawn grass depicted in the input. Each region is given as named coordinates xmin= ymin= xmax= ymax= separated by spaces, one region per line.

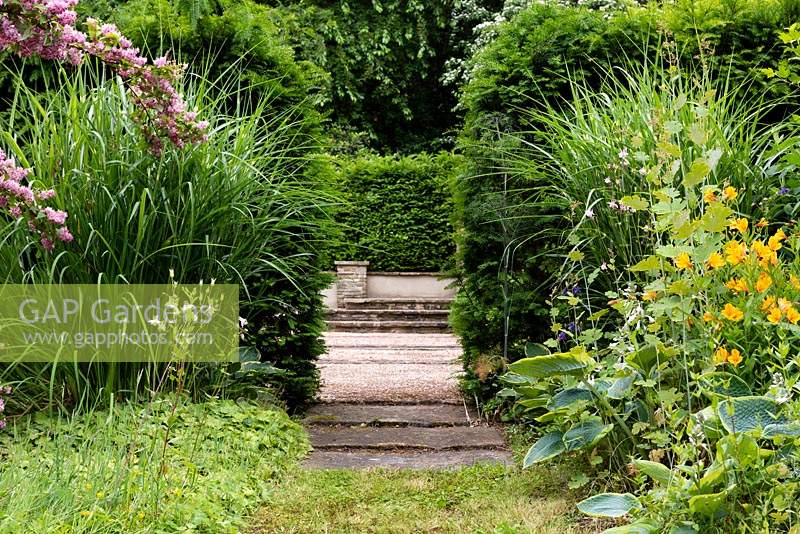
xmin=251 ymin=427 xmax=599 ymax=534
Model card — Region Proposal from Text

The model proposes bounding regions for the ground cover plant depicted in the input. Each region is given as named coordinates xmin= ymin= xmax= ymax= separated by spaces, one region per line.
xmin=0 ymin=397 xmax=308 ymax=532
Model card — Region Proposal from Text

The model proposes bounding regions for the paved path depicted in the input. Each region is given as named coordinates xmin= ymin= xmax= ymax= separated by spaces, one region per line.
xmin=303 ymin=332 xmax=512 ymax=469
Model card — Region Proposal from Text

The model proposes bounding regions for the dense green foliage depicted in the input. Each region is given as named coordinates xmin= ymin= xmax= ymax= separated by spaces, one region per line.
xmin=460 ymin=0 xmax=799 ymax=135
xmin=0 ymin=398 xmax=308 ymax=531
xmin=449 ymin=0 xmax=800 ymax=408
xmin=0 ymin=66 xmax=335 ymax=408
xmin=329 ymin=153 xmax=460 ymax=272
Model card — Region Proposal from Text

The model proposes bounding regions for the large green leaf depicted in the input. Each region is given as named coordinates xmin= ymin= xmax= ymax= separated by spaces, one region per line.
xmin=563 ymin=419 xmax=614 ymax=451
xmin=603 ymin=524 xmax=657 ymax=534
xmin=763 ymin=422 xmax=800 ymax=438
xmin=698 ymin=372 xmax=751 ymax=398
xmin=668 ymin=524 xmax=699 ymax=534
xmin=508 ymin=347 xmax=593 ymax=379
xmin=525 ymin=342 xmax=550 ymax=357
xmin=716 ymin=396 xmax=788 ymax=434
xmin=577 ymin=493 xmax=641 ymax=518
xmin=633 ymin=459 xmax=686 ymax=487
xmin=547 ymin=388 xmax=594 ymax=410
xmin=688 ymin=491 xmax=728 ymax=517
xmin=523 ymin=431 xmax=565 ymax=467
xmin=607 ymin=374 xmax=636 ymax=400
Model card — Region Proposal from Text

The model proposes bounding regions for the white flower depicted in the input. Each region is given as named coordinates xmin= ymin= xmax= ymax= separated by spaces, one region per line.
xmin=239 ymin=317 xmax=248 ymax=329
xmin=585 ymin=208 xmax=595 ymax=219
xmin=618 ymin=148 xmax=628 ymax=160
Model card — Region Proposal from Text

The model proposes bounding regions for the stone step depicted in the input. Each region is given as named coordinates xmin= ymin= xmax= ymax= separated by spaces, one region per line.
xmin=325 ymin=308 xmax=450 ymax=322
xmin=303 ymin=403 xmax=474 ymax=427
xmin=323 ymin=332 xmax=460 ymax=348
xmin=319 ymin=350 xmax=458 ymax=365
xmin=342 ymin=297 xmax=453 ymax=311
xmin=304 ymin=449 xmax=513 ymax=469
xmin=308 ymin=426 xmax=507 ymax=451
xmin=326 ymin=320 xmax=450 ymax=333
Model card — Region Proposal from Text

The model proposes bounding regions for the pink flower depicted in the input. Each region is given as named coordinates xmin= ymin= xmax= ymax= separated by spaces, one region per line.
xmin=56 ymin=226 xmax=73 ymax=242
xmin=43 ymin=206 xmax=67 ymax=225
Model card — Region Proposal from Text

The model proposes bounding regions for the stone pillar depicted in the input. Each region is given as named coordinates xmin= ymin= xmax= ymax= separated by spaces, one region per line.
xmin=334 ymin=261 xmax=369 ymax=307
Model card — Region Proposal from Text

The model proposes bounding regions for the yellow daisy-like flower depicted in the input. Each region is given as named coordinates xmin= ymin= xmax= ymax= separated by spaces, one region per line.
xmin=752 ymin=240 xmax=779 ymax=267
xmin=778 ymin=298 xmax=792 ymax=312
xmin=767 ymin=306 xmax=783 ymax=324
xmin=722 ymin=186 xmax=739 ymax=201
xmin=703 ymin=311 xmax=715 ymax=323
xmin=722 ymin=303 xmax=744 ymax=322
xmin=725 ymin=278 xmax=748 ymax=294
xmin=728 ymin=218 xmax=748 ymax=234
xmin=756 ymin=218 xmax=769 ymax=228
xmin=724 ymin=240 xmax=747 ymax=265
xmin=768 ymin=229 xmax=787 ymax=252
xmin=642 ymin=290 xmax=658 ymax=301
xmin=713 ymin=346 xmax=729 ymax=365
xmin=674 ymin=252 xmax=693 ymax=270
xmin=761 ymin=296 xmax=776 ymax=312
xmin=787 ymin=306 xmax=800 ymax=325
xmin=728 ymin=348 xmax=743 ymax=367
xmin=706 ymin=252 xmax=726 ymax=270
xmin=703 ymin=188 xmax=718 ymax=203
xmin=755 ymin=272 xmax=772 ymax=293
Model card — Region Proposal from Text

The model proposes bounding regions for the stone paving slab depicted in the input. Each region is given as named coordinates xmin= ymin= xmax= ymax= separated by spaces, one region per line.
xmin=308 ymin=426 xmax=506 ymax=450
xmin=319 ymin=348 xmax=460 ymax=364
xmin=303 ymin=403 xmax=474 ymax=427
xmin=304 ymin=449 xmax=513 ymax=469
xmin=318 ymin=363 xmax=461 ymax=403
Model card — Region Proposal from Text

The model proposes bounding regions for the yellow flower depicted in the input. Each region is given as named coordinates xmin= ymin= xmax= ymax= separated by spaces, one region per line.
xmin=706 ymin=252 xmax=726 ymax=270
xmin=728 ymin=348 xmax=743 ymax=367
xmin=79 ymin=511 xmax=92 ymax=518
xmin=753 ymin=240 xmax=779 ymax=267
xmin=674 ymin=252 xmax=693 ymax=270
xmin=778 ymin=298 xmax=792 ymax=312
xmin=713 ymin=346 xmax=729 ymax=365
xmin=722 ymin=186 xmax=739 ymax=201
xmin=788 ymin=306 xmax=800 ymax=325
xmin=722 ymin=303 xmax=744 ymax=322
xmin=791 ymin=274 xmax=800 ymax=290
xmin=725 ymin=278 xmax=748 ymax=294
xmin=728 ymin=218 xmax=748 ymax=234
xmin=642 ymin=291 xmax=658 ymax=301
xmin=761 ymin=296 xmax=776 ymax=312
xmin=756 ymin=218 xmax=769 ymax=228
xmin=767 ymin=306 xmax=783 ymax=324
xmin=703 ymin=188 xmax=718 ymax=203
xmin=755 ymin=272 xmax=772 ymax=293
xmin=724 ymin=240 xmax=747 ymax=265
xmin=768 ymin=229 xmax=787 ymax=252
xmin=703 ymin=311 xmax=715 ymax=323
xmin=96 ymin=491 xmax=105 ymax=499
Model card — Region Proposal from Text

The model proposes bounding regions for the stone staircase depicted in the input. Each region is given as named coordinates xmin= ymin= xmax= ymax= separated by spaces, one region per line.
xmin=325 ymin=297 xmax=452 ymax=333
xmin=303 ymin=332 xmax=512 ymax=469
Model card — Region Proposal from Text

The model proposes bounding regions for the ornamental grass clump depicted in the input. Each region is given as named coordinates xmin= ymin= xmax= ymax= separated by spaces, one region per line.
xmin=504 ymin=61 xmax=800 ymax=531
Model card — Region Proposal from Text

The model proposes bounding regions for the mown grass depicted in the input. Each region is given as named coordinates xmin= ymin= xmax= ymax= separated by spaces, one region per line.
xmin=250 ymin=427 xmax=599 ymax=534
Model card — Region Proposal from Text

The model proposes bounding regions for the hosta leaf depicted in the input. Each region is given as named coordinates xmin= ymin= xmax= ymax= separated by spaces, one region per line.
xmin=603 ymin=523 xmax=658 ymax=534
xmin=501 ymin=372 xmax=534 ymax=385
xmin=668 ymin=524 xmax=699 ymax=534
xmin=607 ymin=374 xmax=636 ymax=400
xmin=508 ymin=348 xmax=593 ymax=379
xmin=688 ymin=491 xmax=728 ymax=517
xmin=577 ymin=493 xmax=641 ymax=518
xmin=633 ymin=459 xmax=686 ymax=486
xmin=525 ymin=342 xmax=550 ymax=357
xmin=563 ymin=419 xmax=614 ymax=451
xmin=698 ymin=372 xmax=752 ymax=398
xmin=523 ymin=431 xmax=565 ymax=467
xmin=547 ymin=388 xmax=594 ymax=410
xmin=763 ymin=423 xmax=800 ymax=438
xmin=626 ymin=344 xmax=661 ymax=373
xmin=239 ymin=346 xmax=260 ymax=362
xmin=716 ymin=396 xmax=788 ymax=434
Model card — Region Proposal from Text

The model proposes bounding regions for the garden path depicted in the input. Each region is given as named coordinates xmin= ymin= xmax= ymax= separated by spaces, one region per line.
xmin=302 ymin=332 xmax=512 ymax=468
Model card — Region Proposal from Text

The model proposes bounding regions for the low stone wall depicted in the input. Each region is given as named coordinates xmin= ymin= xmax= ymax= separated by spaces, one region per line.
xmin=324 ymin=262 xmax=455 ymax=309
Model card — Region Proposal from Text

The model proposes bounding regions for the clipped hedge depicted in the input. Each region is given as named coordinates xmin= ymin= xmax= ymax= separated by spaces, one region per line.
xmin=329 ymin=153 xmax=461 ymax=272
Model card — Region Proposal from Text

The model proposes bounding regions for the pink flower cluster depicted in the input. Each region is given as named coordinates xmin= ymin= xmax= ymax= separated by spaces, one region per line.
xmin=0 ymin=0 xmax=208 ymax=153
xmin=1 ymin=149 xmax=73 ymax=250
xmin=0 ymin=385 xmax=11 ymax=430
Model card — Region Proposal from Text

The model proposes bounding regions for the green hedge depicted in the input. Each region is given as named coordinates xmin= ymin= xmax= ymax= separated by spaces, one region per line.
xmin=329 ymin=153 xmax=461 ymax=272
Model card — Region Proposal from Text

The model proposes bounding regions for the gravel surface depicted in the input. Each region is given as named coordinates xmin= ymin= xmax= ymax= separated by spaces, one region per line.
xmin=318 ymin=332 xmax=463 ymax=403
